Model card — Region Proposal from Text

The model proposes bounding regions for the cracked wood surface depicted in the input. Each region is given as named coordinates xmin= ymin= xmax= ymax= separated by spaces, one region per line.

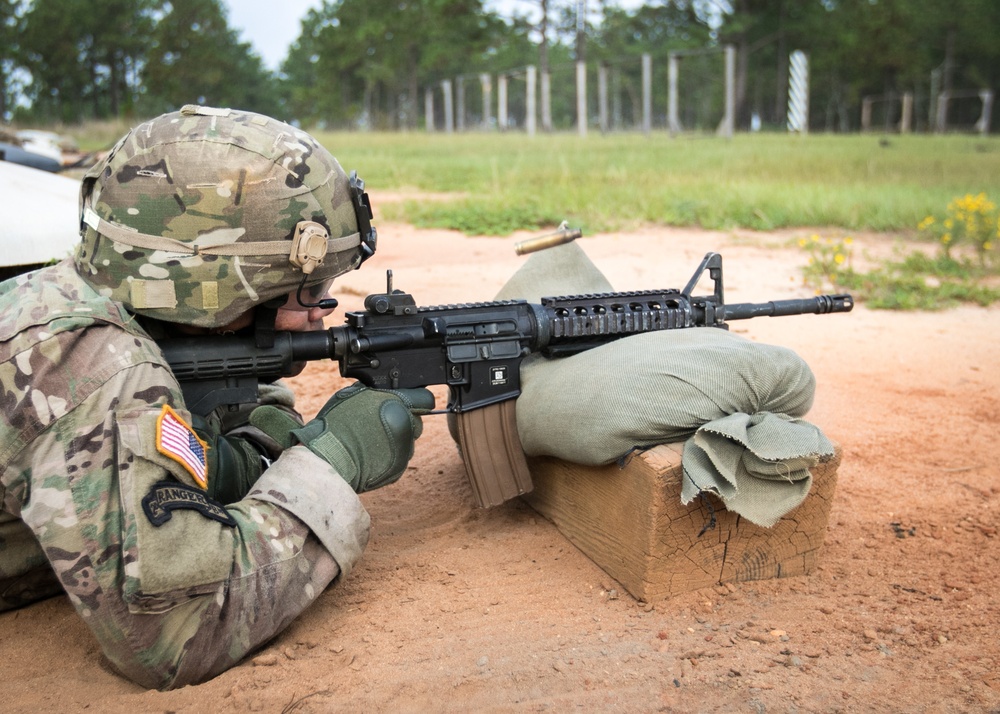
xmin=524 ymin=445 xmax=841 ymax=601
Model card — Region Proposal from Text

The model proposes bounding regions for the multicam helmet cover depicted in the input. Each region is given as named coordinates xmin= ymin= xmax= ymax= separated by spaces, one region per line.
xmin=75 ymin=104 xmax=376 ymax=328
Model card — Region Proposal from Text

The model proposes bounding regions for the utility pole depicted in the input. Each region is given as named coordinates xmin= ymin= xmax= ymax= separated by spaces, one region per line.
xmin=539 ymin=0 xmax=551 ymax=131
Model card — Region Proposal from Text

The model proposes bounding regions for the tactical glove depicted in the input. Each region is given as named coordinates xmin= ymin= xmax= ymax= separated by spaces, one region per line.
xmin=190 ymin=382 xmax=303 ymax=504
xmin=249 ymin=383 xmax=435 ymax=493
xmin=191 ymin=417 xmax=271 ymax=505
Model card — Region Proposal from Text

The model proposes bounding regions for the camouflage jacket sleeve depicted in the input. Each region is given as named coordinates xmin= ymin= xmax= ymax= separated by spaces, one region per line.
xmin=4 ymin=319 xmax=369 ymax=690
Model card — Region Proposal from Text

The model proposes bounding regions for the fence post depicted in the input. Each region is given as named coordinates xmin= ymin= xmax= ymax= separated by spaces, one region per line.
xmin=576 ymin=61 xmax=587 ymax=137
xmin=498 ymin=74 xmax=509 ymax=131
xmin=456 ymin=76 xmax=465 ymax=132
xmin=935 ymin=91 xmax=949 ymax=133
xmin=668 ymin=53 xmax=681 ymax=136
xmin=900 ymin=92 xmax=913 ymax=133
xmin=860 ymin=97 xmax=873 ymax=133
xmin=928 ymin=68 xmax=941 ymax=132
xmin=598 ymin=63 xmax=609 ymax=133
xmin=612 ymin=67 xmax=622 ymax=130
xmin=718 ymin=45 xmax=735 ymax=138
xmin=479 ymin=74 xmax=492 ymax=130
xmin=425 ymin=87 xmax=434 ymax=132
xmin=976 ymin=90 xmax=994 ymax=136
xmin=541 ymin=70 xmax=552 ymax=132
xmin=642 ymin=53 xmax=652 ymax=136
xmin=787 ymin=50 xmax=809 ymax=134
xmin=442 ymin=80 xmax=454 ymax=134
xmin=526 ymin=65 xmax=537 ymax=136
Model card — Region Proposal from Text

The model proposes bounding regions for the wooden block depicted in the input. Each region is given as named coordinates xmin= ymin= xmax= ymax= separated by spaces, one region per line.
xmin=523 ymin=443 xmax=841 ymax=602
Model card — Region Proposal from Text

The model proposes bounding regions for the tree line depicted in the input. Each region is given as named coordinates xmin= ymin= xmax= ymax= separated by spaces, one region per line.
xmin=1 ymin=0 xmax=998 ymax=132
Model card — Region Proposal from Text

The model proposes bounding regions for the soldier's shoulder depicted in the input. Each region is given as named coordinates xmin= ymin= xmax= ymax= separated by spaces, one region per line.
xmin=0 ymin=259 xmax=162 ymax=370
xmin=0 ymin=262 xmax=171 ymax=463
xmin=1 ymin=258 xmax=143 ymax=337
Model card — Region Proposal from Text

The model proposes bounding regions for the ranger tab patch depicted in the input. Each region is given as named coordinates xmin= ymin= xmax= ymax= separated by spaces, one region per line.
xmin=156 ymin=404 xmax=209 ymax=489
xmin=142 ymin=481 xmax=236 ymax=528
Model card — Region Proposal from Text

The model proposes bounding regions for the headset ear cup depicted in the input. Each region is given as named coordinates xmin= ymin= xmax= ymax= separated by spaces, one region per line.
xmin=289 ymin=221 xmax=330 ymax=275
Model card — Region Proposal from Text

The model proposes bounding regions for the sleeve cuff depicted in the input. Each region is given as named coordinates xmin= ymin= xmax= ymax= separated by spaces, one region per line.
xmin=246 ymin=446 xmax=370 ymax=578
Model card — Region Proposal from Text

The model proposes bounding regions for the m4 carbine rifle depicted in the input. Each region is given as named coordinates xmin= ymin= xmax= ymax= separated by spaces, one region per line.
xmin=161 ymin=252 xmax=853 ymax=507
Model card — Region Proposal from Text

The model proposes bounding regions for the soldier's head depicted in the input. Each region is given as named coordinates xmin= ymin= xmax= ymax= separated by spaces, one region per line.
xmin=74 ymin=105 xmax=376 ymax=330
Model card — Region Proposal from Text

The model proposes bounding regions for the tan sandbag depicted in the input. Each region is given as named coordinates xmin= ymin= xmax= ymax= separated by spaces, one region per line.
xmin=495 ymin=241 xmax=834 ymax=527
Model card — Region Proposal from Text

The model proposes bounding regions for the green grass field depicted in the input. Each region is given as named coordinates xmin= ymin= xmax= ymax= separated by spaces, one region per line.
xmin=64 ymin=121 xmax=1000 ymax=307
xmin=70 ymin=121 xmax=998 ymax=236
xmin=311 ymin=131 xmax=1000 ymax=236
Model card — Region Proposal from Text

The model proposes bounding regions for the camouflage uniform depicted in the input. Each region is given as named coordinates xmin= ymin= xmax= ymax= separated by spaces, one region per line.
xmin=0 ymin=107 xmax=378 ymax=690
xmin=0 ymin=259 xmax=369 ymax=689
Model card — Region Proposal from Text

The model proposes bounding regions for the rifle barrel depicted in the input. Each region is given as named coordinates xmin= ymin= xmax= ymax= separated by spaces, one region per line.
xmin=723 ymin=294 xmax=854 ymax=321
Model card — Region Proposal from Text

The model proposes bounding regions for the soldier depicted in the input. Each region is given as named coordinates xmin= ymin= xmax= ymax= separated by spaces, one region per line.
xmin=0 ymin=105 xmax=433 ymax=689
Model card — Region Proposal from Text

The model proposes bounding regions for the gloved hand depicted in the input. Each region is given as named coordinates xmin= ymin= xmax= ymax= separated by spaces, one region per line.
xmin=190 ymin=381 xmax=304 ymax=505
xmin=249 ymin=383 xmax=435 ymax=493
xmin=191 ymin=417 xmax=272 ymax=505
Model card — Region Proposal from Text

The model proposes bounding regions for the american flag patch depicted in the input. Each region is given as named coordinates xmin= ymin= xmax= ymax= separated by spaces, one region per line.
xmin=156 ymin=405 xmax=209 ymax=489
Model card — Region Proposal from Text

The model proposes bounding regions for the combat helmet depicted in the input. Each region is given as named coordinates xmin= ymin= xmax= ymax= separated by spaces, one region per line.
xmin=75 ymin=105 xmax=376 ymax=328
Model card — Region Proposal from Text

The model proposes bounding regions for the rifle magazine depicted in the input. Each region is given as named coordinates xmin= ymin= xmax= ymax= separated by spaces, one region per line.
xmin=454 ymin=401 xmax=533 ymax=508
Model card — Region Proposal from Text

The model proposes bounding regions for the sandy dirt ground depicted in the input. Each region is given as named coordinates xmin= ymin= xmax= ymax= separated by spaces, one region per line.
xmin=2 ymin=213 xmax=999 ymax=713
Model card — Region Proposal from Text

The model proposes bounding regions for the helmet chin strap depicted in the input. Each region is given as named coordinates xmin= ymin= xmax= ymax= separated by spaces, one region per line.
xmin=253 ymin=297 xmax=284 ymax=348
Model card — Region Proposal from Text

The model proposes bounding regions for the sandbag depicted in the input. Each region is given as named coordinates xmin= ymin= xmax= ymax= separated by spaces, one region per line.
xmin=497 ymin=241 xmax=834 ymax=527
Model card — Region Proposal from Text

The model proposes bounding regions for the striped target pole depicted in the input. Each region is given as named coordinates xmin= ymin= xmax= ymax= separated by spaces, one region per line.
xmin=787 ymin=50 xmax=809 ymax=134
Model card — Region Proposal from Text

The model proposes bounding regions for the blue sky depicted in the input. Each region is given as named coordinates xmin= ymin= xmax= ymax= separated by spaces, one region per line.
xmin=222 ymin=0 xmax=320 ymax=70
